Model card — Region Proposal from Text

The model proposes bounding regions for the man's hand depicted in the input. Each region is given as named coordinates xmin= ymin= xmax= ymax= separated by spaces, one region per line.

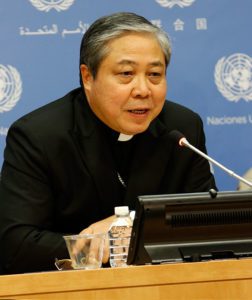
xmin=78 ymin=215 xmax=115 ymax=264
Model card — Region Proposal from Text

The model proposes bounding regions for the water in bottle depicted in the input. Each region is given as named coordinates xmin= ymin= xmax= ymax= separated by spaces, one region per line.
xmin=109 ymin=206 xmax=133 ymax=268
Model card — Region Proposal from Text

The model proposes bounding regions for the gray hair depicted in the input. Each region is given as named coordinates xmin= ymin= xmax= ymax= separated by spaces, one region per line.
xmin=79 ymin=12 xmax=171 ymax=82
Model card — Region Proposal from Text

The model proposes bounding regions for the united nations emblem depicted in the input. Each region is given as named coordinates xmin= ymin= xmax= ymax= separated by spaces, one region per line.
xmin=29 ymin=0 xmax=75 ymax=12
xmin=0 ymin=65 xmax=22 ymax=113
xmin=214 ymin=53 xmax=252 ymax=102
xmin=155 ymin=0 xmax=195 ymax=8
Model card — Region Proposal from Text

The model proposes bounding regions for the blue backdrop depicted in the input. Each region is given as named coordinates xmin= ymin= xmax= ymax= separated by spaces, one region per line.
xmin=0 ymin=0 xmax=251 ymax=191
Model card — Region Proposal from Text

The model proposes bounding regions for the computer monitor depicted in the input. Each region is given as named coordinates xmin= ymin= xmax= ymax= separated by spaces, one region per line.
xmin=127 ymin=190 xmax=252 ymax=265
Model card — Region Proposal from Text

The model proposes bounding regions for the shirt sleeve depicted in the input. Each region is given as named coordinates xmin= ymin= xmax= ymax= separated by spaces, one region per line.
xmin=0 ymin=120 xmax=69 ymax=274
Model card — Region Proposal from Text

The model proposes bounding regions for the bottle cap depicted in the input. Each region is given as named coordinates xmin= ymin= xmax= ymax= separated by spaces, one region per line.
xmin=114 ymin=206 xmax=129 ymax=216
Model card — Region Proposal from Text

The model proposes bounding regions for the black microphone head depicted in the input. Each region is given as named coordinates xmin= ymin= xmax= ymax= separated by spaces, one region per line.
xmin=168 ymin=130 xmax=185 ymax=143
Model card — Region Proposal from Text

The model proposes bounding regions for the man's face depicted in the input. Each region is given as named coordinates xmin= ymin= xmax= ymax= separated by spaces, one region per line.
xmin=81 ymin=33 xmax=167 ymax=135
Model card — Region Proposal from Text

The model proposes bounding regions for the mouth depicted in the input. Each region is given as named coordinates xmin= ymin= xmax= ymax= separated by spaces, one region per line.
xmin=128 ymin=109 xmax=149 ymax=114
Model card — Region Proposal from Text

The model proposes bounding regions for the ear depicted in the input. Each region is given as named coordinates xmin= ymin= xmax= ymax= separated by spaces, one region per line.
xmin=80 ymin=64 xmax=93 ymax=91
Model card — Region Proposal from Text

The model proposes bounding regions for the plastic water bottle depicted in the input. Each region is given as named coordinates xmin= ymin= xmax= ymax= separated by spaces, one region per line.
xmin=109 ymin=206 xmax=133 ymax=268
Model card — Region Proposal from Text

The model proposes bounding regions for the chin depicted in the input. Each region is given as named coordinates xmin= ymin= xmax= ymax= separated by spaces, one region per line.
xmin=122 ymin=125 xmax=149 ymax=135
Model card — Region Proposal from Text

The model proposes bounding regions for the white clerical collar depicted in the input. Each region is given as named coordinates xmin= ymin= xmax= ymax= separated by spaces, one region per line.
xmin=118 ymin=133 xmax=134 ymax=142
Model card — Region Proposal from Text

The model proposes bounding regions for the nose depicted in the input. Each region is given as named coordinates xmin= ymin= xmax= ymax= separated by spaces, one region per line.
xmin=132 ymin=75 xmax=151 ymax=98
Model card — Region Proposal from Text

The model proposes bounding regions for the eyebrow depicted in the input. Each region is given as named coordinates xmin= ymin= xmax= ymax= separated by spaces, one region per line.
xmin=117 ymin=59 xmax=165 ymax=68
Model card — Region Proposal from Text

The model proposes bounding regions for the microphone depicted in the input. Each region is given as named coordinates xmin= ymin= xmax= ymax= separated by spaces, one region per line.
xmin=169 ymin=130 xmax=252 ymax=188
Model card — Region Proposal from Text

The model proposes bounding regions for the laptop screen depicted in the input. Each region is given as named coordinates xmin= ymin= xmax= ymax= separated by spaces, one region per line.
xmin=127 ymin=190 xmax=252 ymax=265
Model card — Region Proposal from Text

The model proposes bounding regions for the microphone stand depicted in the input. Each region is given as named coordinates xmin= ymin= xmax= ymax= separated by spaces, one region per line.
xmin=180 ymin=137 xmax=252 ymax=188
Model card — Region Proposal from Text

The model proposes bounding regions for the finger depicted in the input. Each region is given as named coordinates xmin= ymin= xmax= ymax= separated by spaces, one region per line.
xmin=102 ymin=234 xmax=109 ymax=263
xmin=72 ymin=227 xmax=93 ymax=255
xmin=87 ymin=236 xmax=103 ymax=266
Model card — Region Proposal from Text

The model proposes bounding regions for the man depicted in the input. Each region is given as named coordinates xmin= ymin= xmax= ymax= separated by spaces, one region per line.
xmin=0 ymin=12 xmax=216 ymax=274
